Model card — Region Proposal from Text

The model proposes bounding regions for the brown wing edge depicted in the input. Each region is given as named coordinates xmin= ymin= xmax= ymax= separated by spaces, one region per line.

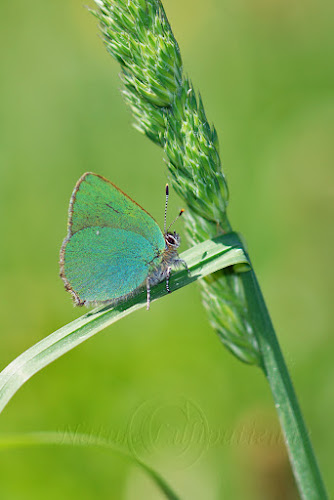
xmin=59 ymin=172 xmax=160 ymax=307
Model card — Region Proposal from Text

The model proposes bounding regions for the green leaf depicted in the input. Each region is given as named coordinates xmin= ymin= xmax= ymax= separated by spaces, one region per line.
xmin=0 ymin=431 xmax=181 ymax=500
xmin=0 ymin=232 xmax=249 ymax=415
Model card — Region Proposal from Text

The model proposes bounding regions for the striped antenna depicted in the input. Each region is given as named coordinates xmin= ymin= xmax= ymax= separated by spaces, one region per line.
xmin=164 ymin=184 xmax=169 ymax=233
xmin=167 ymin=209 xmax=185 ymax=232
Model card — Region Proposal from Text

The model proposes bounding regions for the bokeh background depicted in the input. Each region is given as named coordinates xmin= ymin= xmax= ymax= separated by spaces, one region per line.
xmin=0 ymin=0 xmax=333 ymax=498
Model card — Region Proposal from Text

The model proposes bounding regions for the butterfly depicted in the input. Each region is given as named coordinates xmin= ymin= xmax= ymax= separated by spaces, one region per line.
xmin=59 ymin=172 xmax=185 ymax=309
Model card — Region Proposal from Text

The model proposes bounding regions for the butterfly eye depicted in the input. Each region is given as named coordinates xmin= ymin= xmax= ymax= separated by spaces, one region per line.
xmin=165 ymin=233 xmax=180 ymax=247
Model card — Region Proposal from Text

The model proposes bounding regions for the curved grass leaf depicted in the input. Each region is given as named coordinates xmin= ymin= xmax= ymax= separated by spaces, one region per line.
xmin=0 ymin=431 xmax=181 ymax=500
xmin=0 ymin=232 xmax=249 ymax=415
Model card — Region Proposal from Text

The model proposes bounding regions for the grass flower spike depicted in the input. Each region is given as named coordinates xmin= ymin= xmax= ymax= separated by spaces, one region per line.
xmin=92 ymin=0 xmax=259 ymax=365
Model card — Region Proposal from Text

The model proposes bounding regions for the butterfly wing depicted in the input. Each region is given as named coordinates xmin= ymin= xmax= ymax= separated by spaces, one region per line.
xmin=62 ymin=226 xmax=158 ymax=304
xmin=68 ymin=173 xmax=164 ymax=246
xmin=60 ymin=173 xmax=165 ymax=305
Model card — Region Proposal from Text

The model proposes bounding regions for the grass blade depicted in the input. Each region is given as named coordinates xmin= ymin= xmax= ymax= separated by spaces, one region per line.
xmin=0 ymin=431 xmax=181 ymax=500
xmin=0 ymin=232 xmax=249 ymax=414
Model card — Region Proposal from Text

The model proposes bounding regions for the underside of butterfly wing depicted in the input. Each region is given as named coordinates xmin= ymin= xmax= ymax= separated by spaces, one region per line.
xmin=60 ymin=226 xmax=161 ymax=305
xmin=60 ymin=173 xmax=168 ymax=305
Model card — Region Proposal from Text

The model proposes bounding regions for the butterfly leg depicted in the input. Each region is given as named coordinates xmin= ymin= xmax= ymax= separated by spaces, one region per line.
xmin=180 ymin=259 xmax=188 ymax=272
xmin=166 ymin=266 xmax=172 ymax=294
xmin=175 ymin=258 xmax=189 ymax=272
xmin=146 ymin=277 xmax=151 ymax=310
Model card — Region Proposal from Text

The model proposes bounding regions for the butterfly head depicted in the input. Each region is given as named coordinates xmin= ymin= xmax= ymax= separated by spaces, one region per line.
xmin=164 ymin=231 xmax=180 ymax=249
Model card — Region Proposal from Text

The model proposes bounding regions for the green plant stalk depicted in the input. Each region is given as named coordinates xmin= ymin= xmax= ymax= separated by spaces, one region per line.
xmin=242 ymin=269 xmax=327 ymax=499
xmin=91 ymin=0 xmax=328 ymax=497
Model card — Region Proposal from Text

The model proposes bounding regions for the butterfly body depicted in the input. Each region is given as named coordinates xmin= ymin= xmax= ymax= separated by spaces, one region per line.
xmin=60 ymin=173 xmax=183 ymax=308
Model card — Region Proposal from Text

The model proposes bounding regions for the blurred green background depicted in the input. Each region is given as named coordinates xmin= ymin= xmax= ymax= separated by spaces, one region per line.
xmin=0 ymin=0 xmax=333 ymax=498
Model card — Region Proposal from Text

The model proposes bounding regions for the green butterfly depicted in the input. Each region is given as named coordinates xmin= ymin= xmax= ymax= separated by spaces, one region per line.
xmin=60 ymin=173 xmax=185 ymax=309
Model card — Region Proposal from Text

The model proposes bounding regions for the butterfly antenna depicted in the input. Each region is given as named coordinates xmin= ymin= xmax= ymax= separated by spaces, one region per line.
xmin=164 ymin=184 xmax=169 ymax=233
xmin=167 ymin=209 xmax=185 ymax=232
